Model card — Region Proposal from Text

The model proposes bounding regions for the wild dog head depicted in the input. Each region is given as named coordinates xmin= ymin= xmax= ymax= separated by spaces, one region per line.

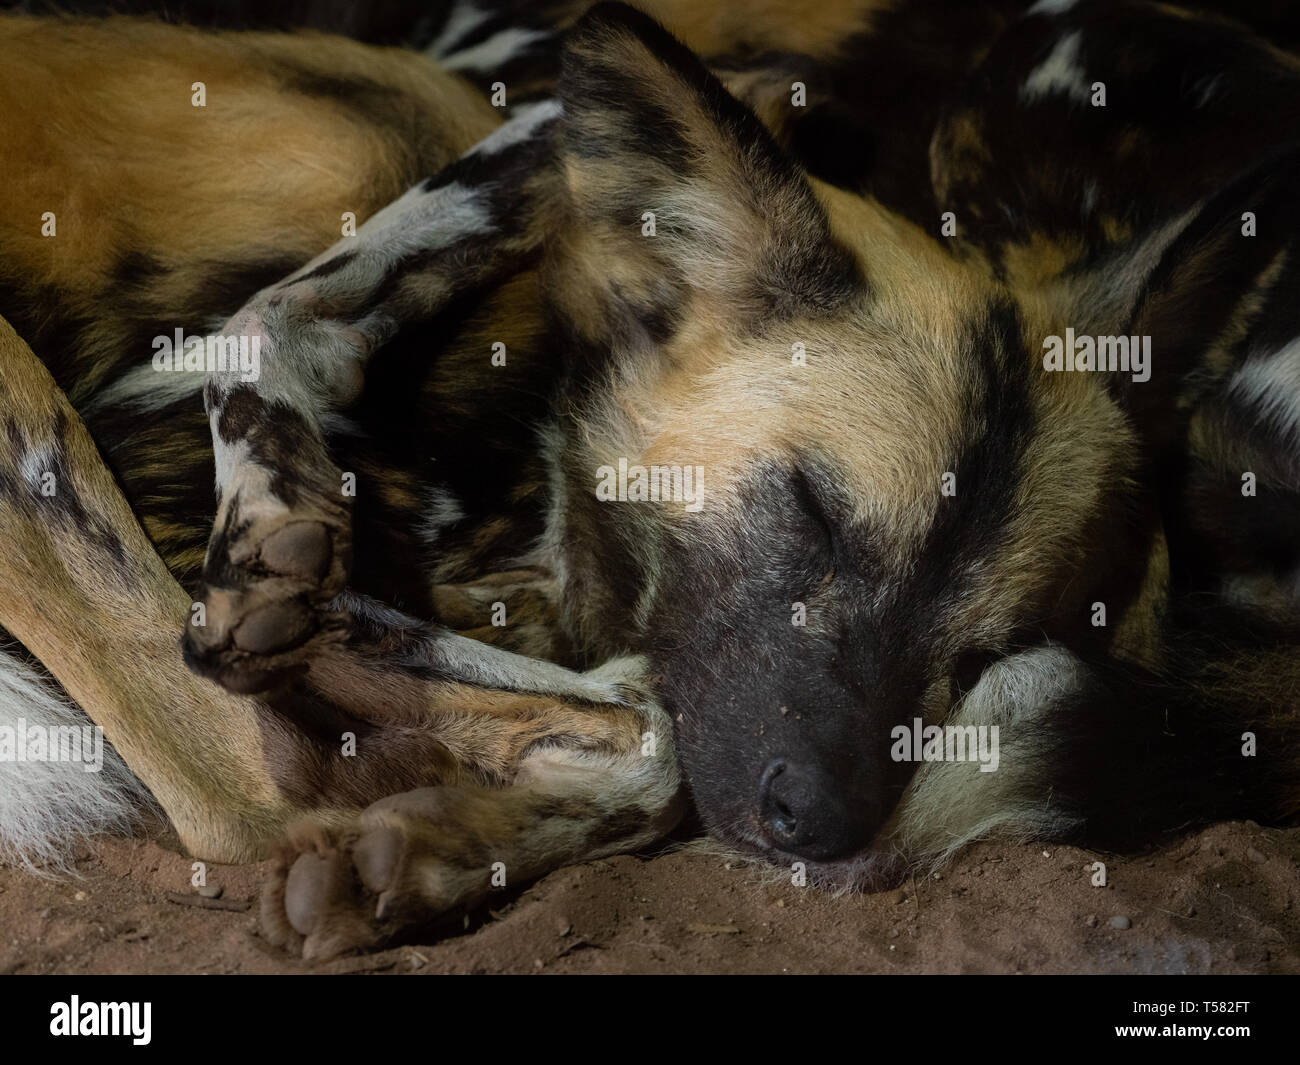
xmin=538 ymin=4 xmax=1160 ymax=877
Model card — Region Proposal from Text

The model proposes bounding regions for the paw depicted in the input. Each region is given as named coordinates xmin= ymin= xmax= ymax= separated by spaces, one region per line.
xmin=260 ymin=790 xmax=495 ymax=960
xmin=184 ymin=500 xmax=352 ymax=694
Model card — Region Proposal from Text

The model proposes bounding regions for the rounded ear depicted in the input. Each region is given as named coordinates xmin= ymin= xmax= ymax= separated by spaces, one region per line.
xmin=550 ymin=2 xmax=861 ymax=350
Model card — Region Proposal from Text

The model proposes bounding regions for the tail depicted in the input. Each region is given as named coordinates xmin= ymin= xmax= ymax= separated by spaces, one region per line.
xmin=893 ymin=617 xmax=1300 ymax=872
xmin=0 ymin=640 xmax=153 ymax=871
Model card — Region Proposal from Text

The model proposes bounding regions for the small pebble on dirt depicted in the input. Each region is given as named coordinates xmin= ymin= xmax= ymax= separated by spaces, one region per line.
xmin=1085 ymin=914 xmax=1099 ymax=928
xmin=197 ymin=884 xmax=223 ymax=899
xmin=1110 ymin=915 xmax=1132 ymax=930
xmin=1246 ymin=847 xmax=1266 ymax=863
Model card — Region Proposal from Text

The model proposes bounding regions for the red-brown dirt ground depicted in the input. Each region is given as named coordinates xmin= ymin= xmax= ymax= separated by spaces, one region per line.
xmin=1 ymin=821 xmax=1296 ymax=974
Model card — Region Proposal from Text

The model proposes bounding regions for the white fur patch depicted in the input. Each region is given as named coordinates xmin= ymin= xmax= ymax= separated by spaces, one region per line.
xmin=204 ymin=182 xmax=491 ymax=438
xmin=963 ymin=645 xmax=1086 ymax=724
xmin=1020 ymin=31 xmax=1091 ymax=104
xmin=416 ymin=486 xmax=466 ymax=549
xmin=83 ymin=361 xmax=205 ymax=415
xmin=425 ymin=0 xmax=492 ymax=59
xmin=433 ymin=632 xmax=640 ymax=706
xmin=0 ymin=645 xmax=151 ymax=870
xmin=1026 ymin=0 xmax=1079 ymax=16
xmin=1230 ymin=336 xmax=1300 ymax=448
xmin=355 ymin=180 xmax=494 ymax=256
xmin=441 ymin=27 xmax=551 ymax=73
xmin=210 ymin=428 xmax=248 ymax=497
xmin=470 ymin=100 xmax=562 ymax=156
xmin=17 ymin=442 xmax=56 ymax=492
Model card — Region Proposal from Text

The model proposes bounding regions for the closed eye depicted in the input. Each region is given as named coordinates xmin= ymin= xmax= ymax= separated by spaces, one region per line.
xmin=792 ymin=465 xmax=840 ymax=587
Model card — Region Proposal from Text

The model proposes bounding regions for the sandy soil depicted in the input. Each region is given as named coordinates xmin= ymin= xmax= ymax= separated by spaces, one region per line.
xmin=1 ymin=821 xmax=1296 ymax=974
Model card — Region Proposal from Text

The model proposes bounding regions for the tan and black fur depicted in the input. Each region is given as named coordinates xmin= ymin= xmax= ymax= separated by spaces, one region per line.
xmin=1 ymin=0 xmax=1298 ymax=957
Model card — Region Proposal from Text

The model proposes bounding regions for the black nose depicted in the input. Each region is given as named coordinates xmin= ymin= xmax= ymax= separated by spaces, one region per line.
xmin=757 ymin=759 xmax=876 ymax=861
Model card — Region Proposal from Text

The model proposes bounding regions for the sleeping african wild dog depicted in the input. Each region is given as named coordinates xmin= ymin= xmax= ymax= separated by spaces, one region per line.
xmin=1 ymin=0 xmax=1298 ymax=958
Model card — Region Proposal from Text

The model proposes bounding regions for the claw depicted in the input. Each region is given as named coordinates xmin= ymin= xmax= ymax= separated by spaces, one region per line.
xmin=352 ymin=825 xmax=406 ymax=895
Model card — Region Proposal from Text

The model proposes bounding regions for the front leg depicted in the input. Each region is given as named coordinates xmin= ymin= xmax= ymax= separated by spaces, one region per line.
xmin=0 ymin=315 xmax=311 ymax=861
xmin=185 ymin=103 xmax=562 ymax=692
xmin=257 ymin=601 xmax=683 ymax=960
xmin=0 ymin=313 xmax=674 ymax=885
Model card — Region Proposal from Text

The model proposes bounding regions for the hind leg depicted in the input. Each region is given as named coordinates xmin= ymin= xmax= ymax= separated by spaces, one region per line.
xmin=0 ymin=314 xmax=312 ymax=862
xmin=262 ymin=618 xmax=683 ymax=959
xmin=265 ymin=737 xmax=682 ymax=960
